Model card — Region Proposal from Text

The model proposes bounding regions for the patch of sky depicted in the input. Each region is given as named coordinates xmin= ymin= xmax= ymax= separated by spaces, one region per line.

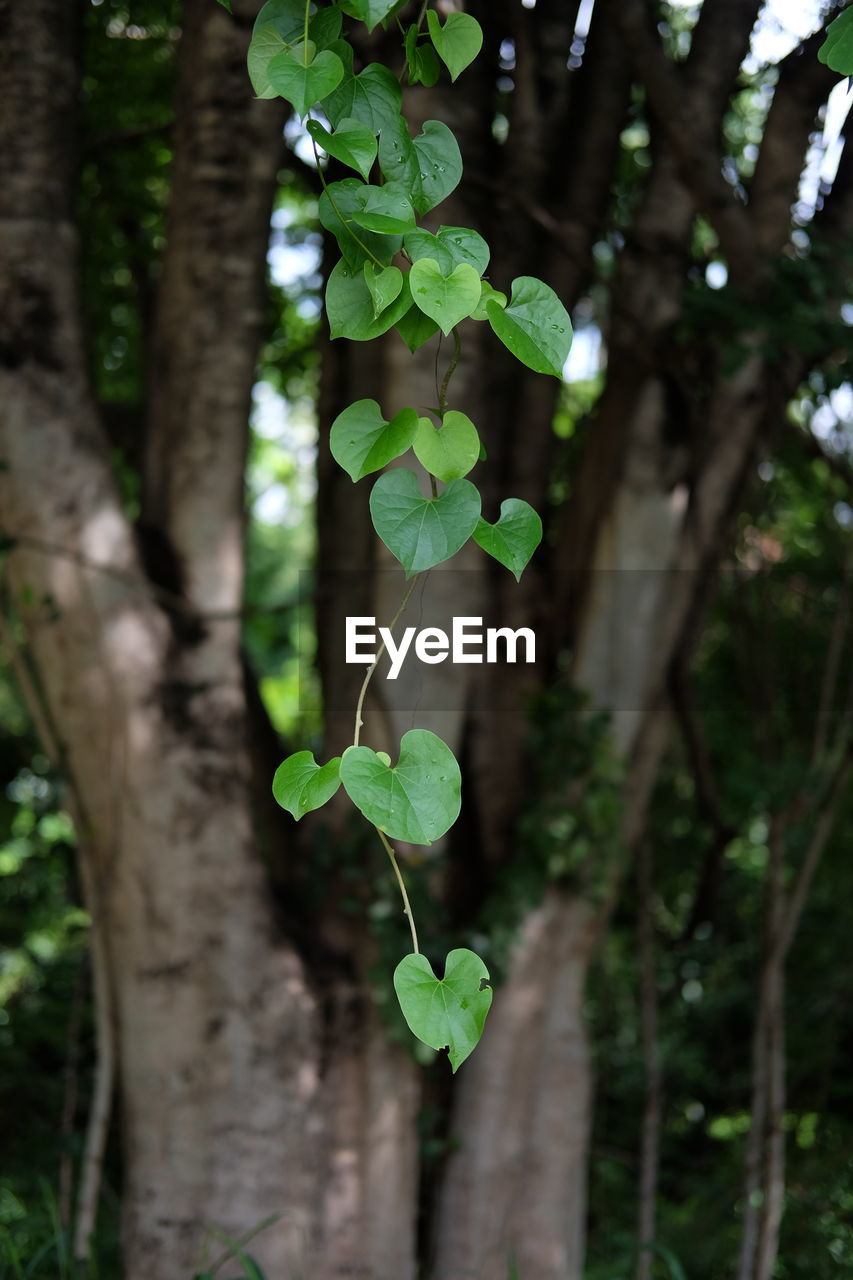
xmin=254 ymin=206 xmax=323 ymax=527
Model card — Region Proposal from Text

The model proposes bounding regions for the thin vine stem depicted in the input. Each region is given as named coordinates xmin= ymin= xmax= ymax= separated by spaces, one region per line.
xmin=353 ymin=572 xmax=421 ymax=746
xmin=377 ymin=828 xmax=420 ymax=954
xmin=438 ymin=326 xmax=462 ymax=415
xmin=310 ymin=137 xmax=387 ymax=270
xmin=398 ymin=0 xmax=432 ymax=83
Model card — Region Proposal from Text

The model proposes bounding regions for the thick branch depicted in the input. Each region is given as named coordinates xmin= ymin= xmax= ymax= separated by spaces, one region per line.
xmin=143 ymin=0 xmax=287 ymax=616
xmin=686 ymin=0 xmax=766 ymax=119
xmin=750 ymin=30 xmax=839 ymax=253
xmin=615 ymin=0 xmax=758 ymax=282
xmin=545 ymin=0 xmax=633 ymax=306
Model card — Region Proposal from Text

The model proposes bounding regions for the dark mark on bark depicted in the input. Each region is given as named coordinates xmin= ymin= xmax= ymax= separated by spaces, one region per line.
xmin=0 ymin=274 xmax=62 ymax=371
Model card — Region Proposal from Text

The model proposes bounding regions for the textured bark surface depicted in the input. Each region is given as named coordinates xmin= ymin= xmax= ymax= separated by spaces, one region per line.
xmin=317 ymin=6 xmax=849 ymax=1278
xmin=431 ymin=894 xmax=597 ymax=1280
xmin=1 ymin=3 xmax=319 ymax=1276
xmin=3 ymin=0 xmax=851 ymax=1276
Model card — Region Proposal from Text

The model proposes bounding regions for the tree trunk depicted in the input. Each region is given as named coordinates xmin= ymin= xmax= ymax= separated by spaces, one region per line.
xmin=431 ymin=892 xmax=597 ymax=1280
xmin=1 ymin=3 xmax=320 ymax=1275
xmin=5 ymin=0 xmax=852 ymax=1276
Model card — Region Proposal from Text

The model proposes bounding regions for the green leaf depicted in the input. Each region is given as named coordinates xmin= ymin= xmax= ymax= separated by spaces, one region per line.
xmin=394 ymin=948 xmax=492 ymax=1070
xmin=404 ymin=26 xmax=440 ymax=86
xmin=413 ymin=411 xmax=480 ymax=482
xmin=267 ymin=47 xmax=344 ymax=117
xmin=247 ymin=0 xmax=339 ymax=93
xmin=319 ymin=178 xmax=402 ymax=268
xmin=339 ymin=0 xmax=401 ymax=32
xmin=350 ymin=183 xmax=416 ymax=234
xmin=215 ymin=0 xmax=233 ymax=12
xmin=471 ymin=280 xmax=507 ymax=321
xmin=369 ymin=468 xmax=481 ymax=574
xmin=486 ymin=275 xmax=572 ymax=377
xmin=254 ymin=0 xmax=304 ymax=33
xmin=248 ymin=4 xmax=304 ymax=99
xmin=426 ymin=10 xmax=484 ymax=81
xmin=404 ymin=225 xmax=490 ymax=275
xmin=641 ymin=1243 xmax=688 ymax=1280
xmin=309 ymin=5 xmax=343 ymax=47
xmin=378 ymin=117 xmax=462 ymax=216
xmin=326 ymin=257 xmax=413 ymax=340
xmin=330 ymin=399 xmax=418 ymax=480
xmin=395 ymin=305 xmax=439 ymax=352
xmin=473 ymin=499 xmax=542 ymax=582
xmin=819 ymin=7 xmax=853 ymax=75
xmin=324 ymin=61 xmax=402 ymax=136
xmin=340 ymin=728 xmax=461 ymax=844
xmin=364 ymin=263 xmax=404 ymax=317
xmin=409 ymin=258 xmax=481 ymax=335
xmin=272 ymin=752 xmax=342 ymax=820
xmin=306 ymin=117 xmax=377 ymax=181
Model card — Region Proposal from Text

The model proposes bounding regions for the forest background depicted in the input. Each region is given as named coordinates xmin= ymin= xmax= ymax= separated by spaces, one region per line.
xmin=1 ymin=0 xmax=853 ymax=1278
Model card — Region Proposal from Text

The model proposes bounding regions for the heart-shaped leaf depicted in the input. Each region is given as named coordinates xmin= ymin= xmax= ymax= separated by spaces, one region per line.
xmin=272 ymin=751 xmax=342 ymax=820
xmin=326 ymin=258 xmax=412 ymax=341
xmin=330 ymin=399 xmax=418 ymax=481
xmin=340 ymin=728 xmax=461 ymax=844
xmin=394 ymin=948 xmax=492 ymax=1070
xmin=414 ymin=411 xmax=480 ymax=482
xmin=340 ymin=0 xmax=401 ymax=32
xmin=409 ymin=259 xmax=481 ymax=336
xmin=324 ymin=59 xmax=402 ymax=136
xmin=306 ymin=117 xmax=377 ymax=181
xmin=267 ymin=46 xmax=344 ymax=117
xmin=404 ymin=225 xmax=490 ymax=275
xmin=473 ymin=498 xmax=543 ymax=581
xmin=350 ymin=183 xmax=416 ymax=234
xmin=364 ymin=263 xmax=404 ymax=318
xmin=319 ymin=179 xmax=402 ymax=269
xmin=378 ymin=117 xmax=462 ymax=216
xmin=395 ymin=305 xmax=439 ymax=353
xmin=426 ymin=10 xmax=484 ymax=81
xmin=248 ymin=0 xmax=305 ymax=97
xmin=369 ymin=468 xmax=481 ymax=574
xmin=487 ymin=275 xmax=572 ymax=377
xmin=819 ymin=7 xmax=853 ymax=74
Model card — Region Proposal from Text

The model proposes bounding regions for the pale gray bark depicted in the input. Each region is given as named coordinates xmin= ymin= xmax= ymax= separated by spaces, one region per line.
xmin=1 ymin=3 xmax=320 ymax=1276
xmin=431 ymin=893 xmax=597 ymax=1280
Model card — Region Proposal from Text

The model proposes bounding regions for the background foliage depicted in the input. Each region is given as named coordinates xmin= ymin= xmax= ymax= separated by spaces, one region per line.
xmin=2 ymin=0 xmax=853 ymax=1275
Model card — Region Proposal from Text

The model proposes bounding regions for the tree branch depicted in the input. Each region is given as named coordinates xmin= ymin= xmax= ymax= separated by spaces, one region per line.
xmin=778 ymin=748 xmax=853 ymax=960
xmin=614 ymin=0 xmax=759 ymax=282
xmin=750 ymin=29 xmax=839 ymax=253
xmin=635 ymin=839 xmax=662 ymax=1280
xmin=143 ymin=0 xmax=288 ymax=616
xmin=670 ymin=661 xmax=736 ymax=936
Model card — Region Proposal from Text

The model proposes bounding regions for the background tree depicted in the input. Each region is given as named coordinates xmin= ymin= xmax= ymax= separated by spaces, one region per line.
xmin=1 ymin=1 xmax=852 ymax=1278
